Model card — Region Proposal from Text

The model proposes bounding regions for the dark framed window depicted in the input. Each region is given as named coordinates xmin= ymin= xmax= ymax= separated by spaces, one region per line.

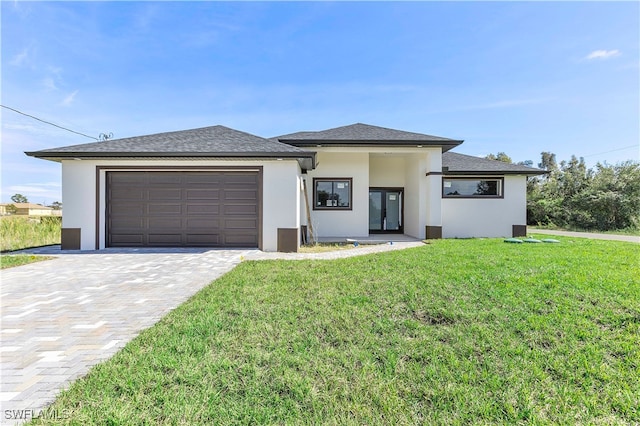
xmin=442 ymin=177 xmax=504 ymax=198
xmin=313 ymin=178 xmax=352 ymax=210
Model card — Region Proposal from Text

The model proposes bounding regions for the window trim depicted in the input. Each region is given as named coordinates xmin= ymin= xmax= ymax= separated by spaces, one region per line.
xmin=313 ymin=178 xmax=353 ymax=210
xmin=442 ymin=177 xmax=504 ymax=199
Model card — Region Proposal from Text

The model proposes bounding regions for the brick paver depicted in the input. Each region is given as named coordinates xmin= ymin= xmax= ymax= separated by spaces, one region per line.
xmin=0 ymin=248 xmax=251 ymax=425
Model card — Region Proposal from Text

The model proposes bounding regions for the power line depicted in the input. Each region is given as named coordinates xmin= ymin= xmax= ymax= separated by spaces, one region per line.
xmin=1 ymin=104 xmax=99 ymax=141
xmin=583 ymin=144 xmax=638 ymax=158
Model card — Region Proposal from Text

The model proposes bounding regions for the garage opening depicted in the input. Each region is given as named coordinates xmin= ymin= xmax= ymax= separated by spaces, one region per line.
xmin=106 ymin=170 xmax=260 ymax=248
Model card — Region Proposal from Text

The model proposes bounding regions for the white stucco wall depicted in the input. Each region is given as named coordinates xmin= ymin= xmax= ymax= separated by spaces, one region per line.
xmin=441 ymin=175 xmax=527 ymax=238
xmin=369 ymin=155 xmax=405 ymax=188
xmin=61 ymin=159 xmax=301 ymax=251
xmin=403 ymin=149 xmax=441 ymax=239
xmin=62 ymin=160 xmax=98 ymax=250
xmin=303 ymin=151 xmax=370 ymax=238
xmin=300 ymin=147 xmax=442 ymax=240
xmin=262 ymin=160 xmax=301 ymax=252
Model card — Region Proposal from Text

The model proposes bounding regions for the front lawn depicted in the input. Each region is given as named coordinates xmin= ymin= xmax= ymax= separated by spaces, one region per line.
xmin=34 ymin=237 xmax=639 ymax=424
xmin=1 ymin=254 xmax=53 ymax=269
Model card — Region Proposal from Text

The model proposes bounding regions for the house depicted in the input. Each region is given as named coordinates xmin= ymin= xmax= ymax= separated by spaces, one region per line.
xmin=0 ymin=203 xmax=61 ymax=217
xmin=26 ymin=123 xmax=544 ymax=252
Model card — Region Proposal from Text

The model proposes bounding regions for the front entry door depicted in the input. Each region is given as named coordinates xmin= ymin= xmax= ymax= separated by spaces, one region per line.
xmin=369 ymin=189 xmax=403 ymax=233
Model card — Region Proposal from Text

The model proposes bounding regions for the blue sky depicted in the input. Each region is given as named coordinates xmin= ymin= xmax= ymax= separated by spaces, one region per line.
xmin=2 ymin=1 xmax=638 ymax=205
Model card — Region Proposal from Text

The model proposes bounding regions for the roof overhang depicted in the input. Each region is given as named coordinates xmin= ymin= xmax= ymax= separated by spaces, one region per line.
xmin=25 ymin=151 xmax=317 ymax=171
xmin=443 ymin=170 xmax=547 ymax=176
xmin=279 ymin=139 xmax=464 ymax=152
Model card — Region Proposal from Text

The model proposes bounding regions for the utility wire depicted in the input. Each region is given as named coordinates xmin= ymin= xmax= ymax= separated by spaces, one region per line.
xmin=582 ymin=144 xmax=638 ymax=158
xmin=1 ymin=104 xmax=99 ymax=141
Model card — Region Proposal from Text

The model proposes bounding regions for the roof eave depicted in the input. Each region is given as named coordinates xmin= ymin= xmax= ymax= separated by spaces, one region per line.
xmin=444 ymin=170 xmax=547 ymax=176
xmin=280 ymin=139 xmax=464 ymax=150
xmin=25 ymin=151 xmax=318 ymax=170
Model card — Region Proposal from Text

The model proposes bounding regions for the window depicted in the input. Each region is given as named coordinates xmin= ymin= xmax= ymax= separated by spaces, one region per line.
xmin=443 ymin=178 xmax=503 ymax=198
xmin=313 ymin=178 xmax=352 ymax=210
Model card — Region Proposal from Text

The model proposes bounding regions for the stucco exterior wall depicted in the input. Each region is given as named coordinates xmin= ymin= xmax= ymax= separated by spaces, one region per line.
xmin=369 ymin=156 xmax=405 ymax=188
xmin=441 ymin=175 xmax=527 ymax=238
xmin=303 ymin=151 xmax=370 ymax=238
xmin=61 ymin=159 xmax=300 ymax=251
xmin=261 ymin=161 xmax=301 ymax=252
xmin=302 ymin=147 xmax=441 ymax=240
xmin=62 ymin=160 xmax=98 ymax=250
xmin=403 ymin=155 xmax=426 ymax=238
xmin=401 ymin=149 xmax=441 ymax=239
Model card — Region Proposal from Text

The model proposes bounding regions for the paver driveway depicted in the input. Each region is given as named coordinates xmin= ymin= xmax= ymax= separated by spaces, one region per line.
xmin=0 ymin=247 xmax=252 ymax=424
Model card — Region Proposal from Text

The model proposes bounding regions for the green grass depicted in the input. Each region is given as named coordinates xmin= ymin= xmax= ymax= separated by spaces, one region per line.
xmin=0 ymin=216 xmax=61 ymax=252
xmin=530 ymin=224 xmax=640 ymax=236
xmin=0 ymin=254 xmax=53 ymax=269
xmin=32 ymin=237 xmax=639 ymax=425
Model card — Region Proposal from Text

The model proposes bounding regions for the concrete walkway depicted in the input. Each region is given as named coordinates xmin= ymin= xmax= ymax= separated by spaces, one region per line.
xmin=245 ymin=240 xmax=425 ymax=261
xmin=0 ymin=248 xmax=250 ymax=424
xmin=530 ymin=228 xmax=639 ymax=243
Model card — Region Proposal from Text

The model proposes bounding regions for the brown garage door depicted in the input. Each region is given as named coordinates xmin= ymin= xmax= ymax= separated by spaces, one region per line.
xmin=107 ymin=171 xmax=260 ymax=247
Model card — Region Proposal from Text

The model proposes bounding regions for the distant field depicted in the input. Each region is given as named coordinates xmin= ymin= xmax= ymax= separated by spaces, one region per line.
xmin=0 ymin=216 xmax=61 ymax=252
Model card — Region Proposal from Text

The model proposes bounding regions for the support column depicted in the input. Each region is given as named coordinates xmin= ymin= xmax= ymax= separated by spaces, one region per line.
xmin=425 ymin=150 xmax=443 ymax=238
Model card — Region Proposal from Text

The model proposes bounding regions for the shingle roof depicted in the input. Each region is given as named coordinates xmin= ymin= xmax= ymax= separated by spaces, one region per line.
xmin=25 ymin=125 xmax=316 ymax=169
xmin=442 ymin=152 xmax=545 ymax=175
xmin=274 ymin=123 xmax=463 ymax=151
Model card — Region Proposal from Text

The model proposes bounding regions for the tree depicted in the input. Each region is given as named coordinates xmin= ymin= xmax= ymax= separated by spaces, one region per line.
xmin=49 ymin=201 xmax=62 ymax=210
xmin=538 ymin=152 xmax=557 ymax=171
xmin=5 ymin=204 xmax=17 ymax=214
xmin=10 ymin=194 xmax=28 ymax=203
xmin=526 ymin=152 xmax=640 ymax=231
xmin=485 ymin=152 xmax=513 ymax=163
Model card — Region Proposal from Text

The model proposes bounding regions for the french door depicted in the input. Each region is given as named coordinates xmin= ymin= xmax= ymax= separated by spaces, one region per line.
xmin=369 ymin=188 xmax=403 ymax=233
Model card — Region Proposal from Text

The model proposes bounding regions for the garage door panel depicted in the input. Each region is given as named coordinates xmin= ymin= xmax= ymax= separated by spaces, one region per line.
xmin=110 ymin=204 xmax=145 ymax=215
xmin=186 ymin=218 xmax=220 ymax=228
xmin=150 ymin=174 xmax=183 ymax=184
xmin=147 ymin=204 xmax=182 ymax=215
xmin=110 ymin=234 xmax=144 ymax=245
xmin=149 ymin=189 xmax=182 ymax=200
xmin=223 ymin=173 xmax=259 ymax=185
xmin=148 ymin=218 xmax=183 ymax=228
xmin=225 ymin=218 xmax=258 ymax=229
xmin=223 ymin=204 xmax=258 ymax=215
xmin=108 ymin=171 xmax=259 ymax=248
xmin=111 ymin=189 xmax=145 ymax=200
xmin=111 ymin=217 xmax=145 ymax=228
xmin=110 ymin=173 xmax=147 ymax=184
xmin=186 ymin=234 xmax=221 ymax=245
xmin=224 ymin=190 xmax=258 ymax=200
xmin=186 ymin=189 xmax=220 ymax=200
xmin=223 ymin=234 xmax=259 ymax=245
xmin=148 ymin=234 xmax=183 ymax=245
xmin=186 ymin=204 xmax=219 ymax=214
xmin=185 ymin=174 xmax=223 ymax=184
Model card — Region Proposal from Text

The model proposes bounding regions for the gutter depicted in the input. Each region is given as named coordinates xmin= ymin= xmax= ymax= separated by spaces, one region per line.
xmin=24 ymin=151 xmax=318 ymax=170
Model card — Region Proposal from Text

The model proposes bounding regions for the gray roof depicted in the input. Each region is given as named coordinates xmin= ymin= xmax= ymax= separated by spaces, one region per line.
xmin=443 ymin=152 xmax=545 ymax=175
xmin=26 ymin=125 xmax=316 ymax=170
xmin=274 ymin=123 xmax=463 ymax=151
